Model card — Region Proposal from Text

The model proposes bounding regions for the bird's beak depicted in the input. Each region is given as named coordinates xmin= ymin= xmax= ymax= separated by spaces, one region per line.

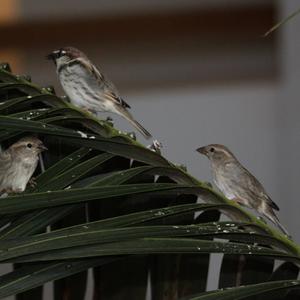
xmin=38 ymin=144 xmax=48 ymax=151
xmin=46 ymin=51 xmax=61 ymax=63
xmin=46 ymin=53 xmax=56 ymax=61
xmin=46 ymin=53 xmax=57 ymax=66
xmin=196 ymin=146 xmax=207 ymax=155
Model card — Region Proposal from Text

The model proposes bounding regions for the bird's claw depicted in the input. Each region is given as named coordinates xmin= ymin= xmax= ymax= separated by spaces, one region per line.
xmin=148 ymin=140 xmax=163 ymax=154
xmin=29 ymin=177 xmax=37 ymax=188
xmin=61 ymin=95 xmax=70 ymax=103
xmin=106 ymin=116 xmax=114 ymax=126
xmin=204 ymin=182 xmax=213 ymax=188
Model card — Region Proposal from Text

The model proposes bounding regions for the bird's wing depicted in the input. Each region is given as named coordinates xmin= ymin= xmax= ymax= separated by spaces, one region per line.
xmin=72 ymin=57 xmax=102 ymax=79
xmin=76 ymin=58 xmax=131 ymax=109
xmin=102 ymin=90 xmax=131 ymax=109
xmin=0 ymin=151 xmax=13 ymax=191
xmin=238 ymin=166 xmax=279 ymax=211
xmin=0 ymin=151 xmax=12 ymax=168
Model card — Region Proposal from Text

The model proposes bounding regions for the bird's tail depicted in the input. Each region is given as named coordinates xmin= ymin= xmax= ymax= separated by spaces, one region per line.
xmin=264 ymin=209 xmax=290 ymax=237
xmin=118 ymin=108 xmax=152 ymax=139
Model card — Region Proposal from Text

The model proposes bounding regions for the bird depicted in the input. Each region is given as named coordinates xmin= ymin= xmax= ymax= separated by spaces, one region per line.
xmin=0 ymin=137 xmax=47 ymax=194
xmin=46 ymin=46 xmax=152 ymax=139
xmin=196 ymin=144 xmax=289 ymax=235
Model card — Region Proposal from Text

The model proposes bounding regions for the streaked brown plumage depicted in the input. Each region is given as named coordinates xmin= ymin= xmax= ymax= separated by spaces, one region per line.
xmin=47 ymin=46 xmax=152 ymax=139
xmin=0 ymin=137 xmax=47 ymax=194
xmin=197 ymin=144 xmax=289 ymax=235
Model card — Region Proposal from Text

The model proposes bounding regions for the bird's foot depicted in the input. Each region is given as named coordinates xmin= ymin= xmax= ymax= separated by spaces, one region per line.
xmin=61 ymin=95 xmax=70 ymax=103
xmin=29 ymin=177 xmax=37 ymax=188
xmin=232 ymin=198 xmax=247 ymax=208
xmin=2 ymin=188 xmax=12 ymax=194
xmin=204 ymin=182 xmax=213 ymax=188
xmin=105 ymin=117 xmax=114 ymax=126
xmin=148 ymin=140 xmax=163 ymax=154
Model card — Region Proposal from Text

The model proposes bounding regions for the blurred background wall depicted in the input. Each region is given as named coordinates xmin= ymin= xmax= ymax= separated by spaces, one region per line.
xmin=0 ymin=0 xmax=299 ymax=298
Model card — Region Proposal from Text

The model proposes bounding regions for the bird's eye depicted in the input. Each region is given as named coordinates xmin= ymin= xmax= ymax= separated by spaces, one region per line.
xmin=209 ymin=147 xmax=215 ymax=153
xmin=60 ymin=50 xmax=66 ymax=56
xmin=27 ymin=143 xmax=32 ymax=148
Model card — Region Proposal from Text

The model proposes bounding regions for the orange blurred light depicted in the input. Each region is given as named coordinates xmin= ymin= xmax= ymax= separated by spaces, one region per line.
xmin=0 ymin=0 xmax=19 ymax=24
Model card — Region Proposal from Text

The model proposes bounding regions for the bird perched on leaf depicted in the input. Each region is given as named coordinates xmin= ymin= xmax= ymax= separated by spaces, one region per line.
xmin=197 ymin=144 xmax=289 ymax=235
xmin=0 ymin=137 xmax=47 ymax=194
xmin=47 ymin=46 xmax=152 ymax=139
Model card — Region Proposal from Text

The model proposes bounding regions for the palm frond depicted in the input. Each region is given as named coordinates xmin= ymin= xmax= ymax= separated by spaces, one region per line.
xmin=0 ymin=63 xmax=299 ymax=299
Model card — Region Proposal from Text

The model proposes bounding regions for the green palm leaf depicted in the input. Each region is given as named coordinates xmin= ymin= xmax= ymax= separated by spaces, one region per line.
xmin=0 ymin=64 xmax=299 ymax=300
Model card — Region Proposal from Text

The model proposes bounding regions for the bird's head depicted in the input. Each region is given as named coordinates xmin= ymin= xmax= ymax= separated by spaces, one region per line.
xmin=46 ymin=47 xmax=83 ymax=68
xmin=196 ymin=144 xmax=235 ymax=163
xmin=9 ymin=137 xmax=47 ymax=158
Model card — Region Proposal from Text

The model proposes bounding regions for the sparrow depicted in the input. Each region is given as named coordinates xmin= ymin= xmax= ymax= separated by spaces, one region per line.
xmin=197 ymin=144 xmax=289 ymax=235
xmin=46 ymin=46 xmax=152 ymax=139
xmin=0 ymin=137 xmax=47 ymax=194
